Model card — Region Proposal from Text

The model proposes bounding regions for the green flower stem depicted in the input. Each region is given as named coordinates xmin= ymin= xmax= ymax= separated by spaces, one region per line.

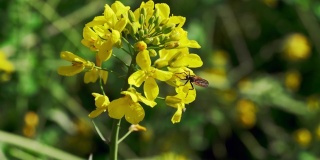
xmin=109 ymin=119 xmax=121 ymax=160
xmin=99 ymin=77 xmax=106 ymax=96
xmin=109 ymin=44 xmax=138 ymax=160
xmin=0 ymin=130 xmax=83 ymax=160
xmin=118 ymin=130 xmax=133 ymax=144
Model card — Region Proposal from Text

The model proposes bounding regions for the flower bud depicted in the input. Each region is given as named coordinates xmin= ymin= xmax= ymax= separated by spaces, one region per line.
xmin=134 ymin=41 xmax=147 ymax=51
xmin=162 ymin=23 xmax=175 ymax=34
xmin=159 ymin=34 xmax=167 ymax=43
xmin=128 ymin=10 xmax=136 ymax=22
xmin=138 ymin=29 xmax=144 ymax=38
xmin=143 ymin=28 xmax=149 ymax=35
xmin=126 ymin=22 xmax=136 ymax=35
xmin=145 ymin=37 xmax=153 ymax=44
xmin=129 ymin=124 xmax=147 ymax=132
xmin=165 ymin=41 xmax=179 ymax=49
xmin=148 ymin=15 xmax=155 ymax=25
xmin=139 ymin=14 xmax=145 ymax=25
xmin=169 ymin=29 xmax=181 ymax=41
xmin=153 ymin=8 xmax=159 ymax=17
xmin=140 ymin=8 xmax=146 ymax=17
xmin=152 ymin=37 xmax=160 ymax=45
xmin=155 ymin=26 xmax=162 ymax=33
xmin=148 ymin=49 xmax=157 ymax=57
xmin=154 ymin=16 xmax=161 ymax=26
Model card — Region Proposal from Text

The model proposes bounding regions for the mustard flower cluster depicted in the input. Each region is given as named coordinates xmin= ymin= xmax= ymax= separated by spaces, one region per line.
xmin=58 ymin=0 xmax=205 ymax=124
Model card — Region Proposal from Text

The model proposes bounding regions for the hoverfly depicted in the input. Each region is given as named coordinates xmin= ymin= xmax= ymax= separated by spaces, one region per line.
xmin=176 ymin=71 xmax=209 ymax=90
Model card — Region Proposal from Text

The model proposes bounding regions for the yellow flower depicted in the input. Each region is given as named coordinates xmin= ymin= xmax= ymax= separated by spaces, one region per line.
xmin=294 ymin=128 xmax=312 ymax=147
xmin=307 ymin=95 xmax=320 ymax=111
xmin=57 ymin=51 xmax=95 ymax=76
xmin=236 ymin=99 xmax=257 ymax=128
xmin=284 ymin=70 xmax=301 ymax=92
xmin=0 ymin=50 xmax=15 ymax=82
xmin=165 ymin=85 xmax=196 ymax=123
xmin=128 ymin=50 xmax=173 ymax=100
xmin=108 ymin=88 xmax=156 ymax=124
xmin=81 ymin=26 xmax=101 ymax=51
xmin=283 ymin=33 xmax=311 ymax=61
xmin=315 ymin=125 xmax=320 ymax=139
xmin=166 ymin=28 xmax=201 ymax=49
xmin=0 ymin=51 xmax=14 ymax=73
xmin=84 ymin=68 xmax=108 ymax=84
xmin=89 ymin=93 xmax=110 ymax=118
xmin=81 ymin=1 xmax=128 ymax=62
xmin=154 ymin=48 xmax=203 ymax=68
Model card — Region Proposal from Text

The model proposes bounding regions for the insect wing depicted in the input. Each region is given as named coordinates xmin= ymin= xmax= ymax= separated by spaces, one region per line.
xmin=193 ymin=76 xmax=209 ymax=87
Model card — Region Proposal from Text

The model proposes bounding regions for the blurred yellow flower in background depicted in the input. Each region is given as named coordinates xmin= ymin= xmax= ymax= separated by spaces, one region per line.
xmin=263 ymin=0 xmax=279 ymax=8
xmin=210 ymin=50 xmax=229 ymax=68
xmin=315 ymin=125 xmax=320 ymax=140
xmin=294 ymin=128 xmax=312 ymax=147
xmin=284 ymin=70 xmax=301 ymax=92
xmin=0 ymin=50 xmax=15 ymax=82
xmin=307 ymin=95 xmax=320 ymax=111
xmin=282 ymin=33 xmax=311 ymax=61
xmin=23 ymin=111 xmax=39 ymax=138
xmin=236 ymin=99 xmax=257 ymax=128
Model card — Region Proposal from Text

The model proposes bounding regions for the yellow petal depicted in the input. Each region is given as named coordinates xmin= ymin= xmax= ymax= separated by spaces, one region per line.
xmin=154 ymin=69 xmax=173 ymax=81
xmin=88 ymin=108 xmax=106 ymax=118
xmin=172 ymin=54 xmax=203 ymax=68
xmin=171 ymin=107 xmax=183 ymax=124
xmin=138 ymin=95 xmax=157 ymax=107
xmin=94 ymin=94 xmax=110 ymax=108
xmin=84 ymin=69 xmax=99 ymax=83
xmin=144 ymin=77 xmax=159 ymax=100
xmin=128 ymin=70 xmax=146 ymax=87
xmin=168 ymin=16 xmax=185 ymax=28
xmin=184 ymin=89 xmax=196 ymax=104
xmin=154 ymin=49 xmax=175 ymax=68
xmin=115 ymin=18 xmax=127 ymax=32
xmin=155 ymin=3 xmax=170 ymax=20
xmin=98 ymin=41 xmax=113 ymax=62
xmin=57 ymin=66 xmax=84 ymax=76
xmin=108 ymin=97 xmax=128 ymax=119
xmin=125 ymin=102 xmax=145 ymax=124
xmin=104 ymin=4 xmax=115 ymax=20
xmin=165 ymin=96 xmax=181 ymax=108
xmin=110 ymin=29 xmax=121 ymax=44
xmin=136 ymin=50 xmax=151 ymax=70
xmin=60 ymin=51 xmax=86 ymax=62
xmin=82 ymin=26 xmax=98 ymax=41
xmin=187 ymin=40 xmax=201 ymax=48
xmin=111 ymin=1 xmax=130 ymax=17
xmin=122 ymin=89 xmax=138 ymax=102
xmin=100 ymin=70 xmax=108 ymax=84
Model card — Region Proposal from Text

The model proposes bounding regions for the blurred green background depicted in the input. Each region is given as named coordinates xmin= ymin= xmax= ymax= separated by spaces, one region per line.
xmin=1 ymin=0 xmax=320 ymax=159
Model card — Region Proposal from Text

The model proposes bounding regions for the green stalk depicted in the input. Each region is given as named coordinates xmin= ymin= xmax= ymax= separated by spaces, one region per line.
xmin=109 ymin=40 xmax=138 ymax=160
xmin=109 ymin=119 xmax=121 ymax=160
